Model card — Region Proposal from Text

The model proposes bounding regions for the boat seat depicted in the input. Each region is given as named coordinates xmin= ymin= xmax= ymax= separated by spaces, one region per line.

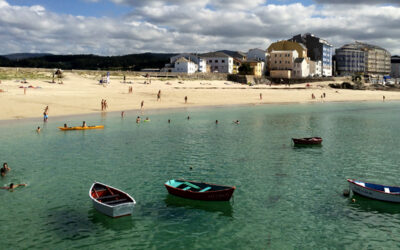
xmin=104 ymin=198 xmax=127 ymax=205
xmin=199 ymin=187 xmax=212 ymax=192
xmin=384 ymin=187 xmax=390 ymax=193
xmin=183 ymin=182 xmax=201 ymax=189
xmin=183 ymin=186 xmax=191 ymax=191
xmin=94 ymin=188 xmax=107 ymax=192
xmin=97 ymin=194 xmax=119 ymax=200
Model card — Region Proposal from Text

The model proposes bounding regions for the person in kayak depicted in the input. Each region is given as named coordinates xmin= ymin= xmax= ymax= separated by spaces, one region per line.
xmin=82 ymin=121 xmax=87 ymax=127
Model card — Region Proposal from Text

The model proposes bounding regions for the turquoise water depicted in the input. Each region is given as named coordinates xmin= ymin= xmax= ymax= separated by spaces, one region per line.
xmin=2 ymin=102 xmax=400 ymax=249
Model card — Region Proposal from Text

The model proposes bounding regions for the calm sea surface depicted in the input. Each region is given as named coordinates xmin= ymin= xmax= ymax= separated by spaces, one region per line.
xmin=1 ymin=102 xmax=400 ymax=249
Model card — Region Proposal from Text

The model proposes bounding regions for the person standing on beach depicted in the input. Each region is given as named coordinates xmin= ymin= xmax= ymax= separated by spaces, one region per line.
xmin=141 ymin=100 xmax=144 ymax=109
xmin=260 ymin=93 xmax=262 ymax=100
xmin=184 ymin=96 xmax=188 ymax=104
xmin=43 ymin=112 xmax=48 ymax=122
xmin=101 ymin=99 xmax=104 ymax=111
xmin=383 ymin=96 xmax=386 ymax=101
xmin=104 ymin=100 xmax=108 ymax=110
xmin=157 ymin=90 xmax=161 ymax=101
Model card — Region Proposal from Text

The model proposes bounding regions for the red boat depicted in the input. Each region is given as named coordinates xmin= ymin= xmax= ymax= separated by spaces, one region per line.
xmin=292 ymin=137 xmax=322 ymax=145
xmin=165 ymin=179 xmax=235 ymax=201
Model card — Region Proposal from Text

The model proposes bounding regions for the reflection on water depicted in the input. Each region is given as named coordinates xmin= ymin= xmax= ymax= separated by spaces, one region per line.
xmin=88 ymin=208 xmax=134 ymax=231
xmin=164 ymin=195 xmax=233 ymax=217
xmin=350 ymin=193 xmax=400 ymax=214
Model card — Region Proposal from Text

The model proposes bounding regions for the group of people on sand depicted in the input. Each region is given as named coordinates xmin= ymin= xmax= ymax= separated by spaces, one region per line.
xmin=311 ymin=93 xmax=326 ymax=100
xmin=101 ymin=99 xmax=108 ymax=111
xmin=1 ymin=162 xmax=27 ymax=191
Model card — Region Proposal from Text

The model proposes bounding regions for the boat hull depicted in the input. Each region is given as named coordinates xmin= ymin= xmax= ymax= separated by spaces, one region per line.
xmin=165 ymin=180 xmax=235 ymax=201
xmin=292 ymin=137 xmax=322 ymax=145
xmin=348 ymin=179 xmax=400 ymax=203
xmin=92 ymin=199 xmax=134 ymax=217
xmin=89 ymin=182 xmax=136 ymax=218
xmin=59 ymin=125 xmax=104 ymax=131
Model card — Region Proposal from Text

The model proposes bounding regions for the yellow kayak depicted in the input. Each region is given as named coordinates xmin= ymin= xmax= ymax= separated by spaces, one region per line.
xmin=58 ymin=125 xmax=104 ymax=131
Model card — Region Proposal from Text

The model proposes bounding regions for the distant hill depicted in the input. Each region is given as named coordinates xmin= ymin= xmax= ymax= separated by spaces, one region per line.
xmin=0 ymin=52 xmax=177 ymax=70
xmin=3 ymin=53 xmax=53 ymax=60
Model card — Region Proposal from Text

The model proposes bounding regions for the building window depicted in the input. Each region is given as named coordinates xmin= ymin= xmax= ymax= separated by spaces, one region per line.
xmin=215 ymin=60 xmax=218 ymax=63
xmin=209 ymin=60 xmax=212 ymax=63
xmin=222 ymin=60 xmax=225 ymax=63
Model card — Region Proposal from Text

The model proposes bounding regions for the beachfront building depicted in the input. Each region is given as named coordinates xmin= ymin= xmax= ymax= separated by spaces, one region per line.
xmin=309 ymin=60 xmax=322 ymax=77
xmin=391 ymin=56 xmax=400 ymax=78
xmin=293 ymin=58 xmax=310 ymax=78
xmin=169 ymin=53 xmax=208 ymax=73
xmin=267 ymin=40 xmax=309 ymax=78
xmin=289 ymin=33 xmax=333 ymax=76
xmin=233 ymin=58 xmax=243 ymax=74
xmin=269 ymin=50 xmax=299 ymax=78
xmin=247 ymin=48 xmax=268 ymax=74
xmin=173 ymin=57 xmax=198 ymax=74
xmin=246 ymin=60 xmax=264 ymax=77
xmin=335 ymin=42 xmax=391 ymax=76
xmin=201 ymin=52 xmax=233 ymax=73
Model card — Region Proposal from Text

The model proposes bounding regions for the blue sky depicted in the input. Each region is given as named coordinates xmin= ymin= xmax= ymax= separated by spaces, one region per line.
xmin=7 ymin=0 xmax=316 ymax=17
xmin=1 ymin=0 xmax=399 ymax=55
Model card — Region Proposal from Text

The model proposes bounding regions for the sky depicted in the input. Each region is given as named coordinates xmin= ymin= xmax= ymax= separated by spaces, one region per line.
xmin=0 ymin=0 xmax=399 ymax=56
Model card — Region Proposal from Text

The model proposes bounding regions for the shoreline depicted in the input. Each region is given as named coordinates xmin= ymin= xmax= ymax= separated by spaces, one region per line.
xmin=1 ymin=70 xmax=398 ymax=123
xmin=0 ymin=98 xmax=395 ymax=125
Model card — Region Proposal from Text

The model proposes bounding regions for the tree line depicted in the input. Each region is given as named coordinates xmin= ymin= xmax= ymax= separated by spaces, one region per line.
xmin=0 ymin=53 xmax=177 ymax=70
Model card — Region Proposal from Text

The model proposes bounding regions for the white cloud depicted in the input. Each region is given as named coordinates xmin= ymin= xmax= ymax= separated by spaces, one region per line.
xmin=0 ymin=0 xmax=399 ymax=56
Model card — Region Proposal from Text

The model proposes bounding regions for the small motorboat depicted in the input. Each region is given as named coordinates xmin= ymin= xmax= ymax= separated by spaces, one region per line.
xmin=292 ymin=137 xmax=322 ymax=145
xmin=59 ymin=125 xmax=104 ymax=131
xmin=89 ymin=182 xmax=136 ymax=218
xmin=347 ymin=179 xmax=400 ymax=203
xmin=165 ymin=179 xmax=235 ymax=201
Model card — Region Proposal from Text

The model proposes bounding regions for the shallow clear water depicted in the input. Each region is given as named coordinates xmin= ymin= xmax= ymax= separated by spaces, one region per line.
xmin=2 ymin=102 xmax=400 ymax=249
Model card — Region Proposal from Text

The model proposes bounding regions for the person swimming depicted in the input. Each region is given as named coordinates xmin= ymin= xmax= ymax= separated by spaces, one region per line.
xmin=234 ymin=120 xmax=240 ymax=124
xmin=1 ymin=183 xmax=27 ymax=191
xmin=1 ymin=163 xmax=11 ymax=177
xmin=136 ymin=116 xmax=141 ymax=123
xmin=36 ymin=126 xmax=41 ymax=133
xmin=145 ymin=117 xmax=150 ymax=122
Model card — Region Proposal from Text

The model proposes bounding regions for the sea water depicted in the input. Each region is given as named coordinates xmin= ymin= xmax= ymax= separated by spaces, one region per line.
xmin=1 ymin=102 xmax=400 ymax=249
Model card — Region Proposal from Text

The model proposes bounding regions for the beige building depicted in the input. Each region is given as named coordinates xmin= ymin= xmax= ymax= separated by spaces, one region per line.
xmin=269 ymin=50 xmax=298 ymax=78
xmin=247 ymin=60 xmax=264 ymax=77
xmin=267 ymin=40 xmax=308 ymax=59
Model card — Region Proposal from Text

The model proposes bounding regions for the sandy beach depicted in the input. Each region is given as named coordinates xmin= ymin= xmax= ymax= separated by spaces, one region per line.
xmin=0 ymin=68 xmax=398 ymax=121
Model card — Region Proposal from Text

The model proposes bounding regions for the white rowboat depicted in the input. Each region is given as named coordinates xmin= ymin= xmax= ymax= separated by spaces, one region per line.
xmin=348 ymin=179 xmax=400 ymax=203
xmin=89 ymin=182 xmax=136 ymax=218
